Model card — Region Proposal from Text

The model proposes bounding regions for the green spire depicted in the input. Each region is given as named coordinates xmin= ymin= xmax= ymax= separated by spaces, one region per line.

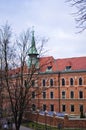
xmin=28 ymin=30 xmax=38 ymax=55
xmin=28 ymin=30 xmax=39 ymax=68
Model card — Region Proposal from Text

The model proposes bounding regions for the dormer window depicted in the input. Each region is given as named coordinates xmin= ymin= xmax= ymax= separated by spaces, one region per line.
xmin=48 ymin=66 xmax=52 ymax=70
xmin=66 ymin=66 xmax=71 ymax=70
xmin=46 ymin=66 xmax=52 ymax=72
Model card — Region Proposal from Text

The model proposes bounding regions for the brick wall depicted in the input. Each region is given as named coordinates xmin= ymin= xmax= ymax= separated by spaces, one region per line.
xmin=64 ymin=114 xmax=86 ymax=128
xmin=34 ymin=72 xmax=86 ymax=115
xmin=25 ymin=112 xmax=86 ymax=129
xmin=25 ymin=112 xmax=64 ymax=128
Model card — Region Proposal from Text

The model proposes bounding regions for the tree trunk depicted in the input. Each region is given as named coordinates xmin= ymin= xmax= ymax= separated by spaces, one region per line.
xmin=15 ymin=123 xmax=21 ymax=130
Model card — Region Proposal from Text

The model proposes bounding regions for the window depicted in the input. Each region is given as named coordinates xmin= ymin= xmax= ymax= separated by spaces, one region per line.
xmin=32 ymin=104 xmax=36 ymax=111
xmin=50 ymin=92 xmax=54 ymax=99
xmin=43 ymin=92 xmax=46 ymax=99
xmin=62 ymin=78 xmax=65 ymax=86
xmin=71 ymin=105 xmax=74 ymax=112
xmin=70 ymin=78 xmax=74 ymax=86
xmin=66 ymin=66 xmax=71 ymax=70
xmin=50 ymin=79 xmax=53 ymax=86
xmin=62 ymin=104 xmax=66 ymax=112
xmin=32 ymin=80 xmax=35 ymax=87
xmin=43 ymin=104 xmax=46 ymax=111
xmin=70 ymin=91 xmax=74 ymax=99
xmin=47 ymin=66 xmax=52 ymax=70
xmin=32 ymin=91 xmax=35 ymax=99
xmin=79 ymin=91 xmax=83 ymax=99
xmin=50 ymin=104 xmax=54 ymax=111
xmin=62 ymin=91 xmax=65 ymax=99
xmin=24 ymin=80 xmax=27 ymax=87
xmin=79 ymin=78 xmax=82 ymax=85
xmin=46 ymin=66 xmax=52 ymax=72
xmin=80 ymin=105 xmax=83 ymax=112
xmin=43 ymin=79 xmax=46 ymax=87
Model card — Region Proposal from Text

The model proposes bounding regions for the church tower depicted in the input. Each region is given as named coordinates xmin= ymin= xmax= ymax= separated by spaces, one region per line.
xmin=28 ymin=30 xmax=39 ymax=68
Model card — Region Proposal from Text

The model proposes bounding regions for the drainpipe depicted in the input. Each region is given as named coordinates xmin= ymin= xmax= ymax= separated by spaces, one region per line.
xmin=58 ymin=72 xmax=60 ymax=112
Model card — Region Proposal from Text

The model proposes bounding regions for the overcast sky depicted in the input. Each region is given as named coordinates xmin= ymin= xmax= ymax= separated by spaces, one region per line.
xmin=0 ymin=0 xmax=86 ymax=59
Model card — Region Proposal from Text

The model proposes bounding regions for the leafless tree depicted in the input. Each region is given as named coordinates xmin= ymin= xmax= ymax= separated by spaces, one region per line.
xmin=67 ymin=0 xmax=86 ymax=32
xmin=0 ymin=23 xmax=50 ymax=130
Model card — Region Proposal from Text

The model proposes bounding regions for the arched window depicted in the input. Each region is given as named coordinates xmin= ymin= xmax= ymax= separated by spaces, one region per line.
xmin=70 ymin=78 xmax=74 ymax=86
xmin=32 ymin=104 xmax=36 ymax=111
xmin=50 ymin=79 xmax=53 ymax=86
xmin=79 ymin=77 xmax=82 ymax=85
xmin=62 ymin=78 xmax=65 ymax=86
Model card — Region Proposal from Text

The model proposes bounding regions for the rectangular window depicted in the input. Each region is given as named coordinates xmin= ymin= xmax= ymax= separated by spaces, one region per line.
xmin=50 ymin=92 xmax=54 ymax=99
xmin=43 ymin=104 xmax=46 ymax=111
xmin=43 ymin=79 xmax=46 ymax=87
xmin=32 ymin=92 xmax=35 ymax=99
xmin=62 ymin=104 xmax=66 ymax=112
xmin=32 ymin=104 xmax=36 ymax=111
xmin=62 ymin=91 xmax=65 ymax=99
xmin=70 ymin=91 xmax=74 ymax=99
xmin=43 ymin=92 xmax=46 ymax=99
xmin=32 ymin=80 xmax=35 ymax=87
xmin=50 ymin=79 xmax=53 ymax=86
xmin=71 ymin=105 xmax=74 ymax=112
xmin=48 ymin=66 xmax=52 ymax=70
xmin=80 ymin=105 xmax=83 ymax=112
xmin=79 ymin=91 xmax=83 ymax=99
xmin=66 ymin=66 xmax=71 ymax=70
xmin=50 ymin=104 xmax=54 ymax=111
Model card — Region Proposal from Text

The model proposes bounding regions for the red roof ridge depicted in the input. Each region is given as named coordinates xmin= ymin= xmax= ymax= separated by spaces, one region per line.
xmin=56 ymin=56 xmax=86 ymax=60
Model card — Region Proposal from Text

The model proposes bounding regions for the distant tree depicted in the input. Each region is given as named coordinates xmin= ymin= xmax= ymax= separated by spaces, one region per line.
xmin=0 ymin=23 xmax=49 ymax=130
xmin=67 ymin=0 xmax=86 ymax=32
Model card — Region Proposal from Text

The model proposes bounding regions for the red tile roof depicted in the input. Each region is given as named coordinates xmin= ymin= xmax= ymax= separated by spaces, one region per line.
xmin=39 ymin=56 xmax=57 ymax=72
xmin=39 ymin=56 xmax=86 ymax=72
xmin=8 ymin=56 xmax=86 ymax=74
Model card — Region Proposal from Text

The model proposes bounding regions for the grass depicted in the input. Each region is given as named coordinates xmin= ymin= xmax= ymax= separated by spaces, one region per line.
xmin=22 ymin=121 xmax=84 ymax=130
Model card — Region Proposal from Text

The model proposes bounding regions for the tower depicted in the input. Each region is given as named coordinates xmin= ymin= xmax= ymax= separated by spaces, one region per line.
xmin=28 ymin=30 xmax=39 ymax=68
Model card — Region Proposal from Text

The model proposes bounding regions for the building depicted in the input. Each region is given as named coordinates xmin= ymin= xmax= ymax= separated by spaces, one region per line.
xmin=1 ymin=31 xmax=86 ymax=116
xmin=28 ymin=32 xmax=86 ymax=116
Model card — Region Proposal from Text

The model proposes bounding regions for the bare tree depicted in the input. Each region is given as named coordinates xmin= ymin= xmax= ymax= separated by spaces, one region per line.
xmin=0 ymin=23 xmax=49 ymax=130
xmin=67 ymin=0 xmax=86 ymax=32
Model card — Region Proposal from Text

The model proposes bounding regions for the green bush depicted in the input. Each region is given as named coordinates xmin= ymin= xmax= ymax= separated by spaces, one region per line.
xmin=80 ymin=111 xmax=85 ymax=118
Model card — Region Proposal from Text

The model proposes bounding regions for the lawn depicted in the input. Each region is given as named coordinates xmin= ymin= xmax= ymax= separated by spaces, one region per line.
xmin=22 ymin=121 xmax=84 ymax=130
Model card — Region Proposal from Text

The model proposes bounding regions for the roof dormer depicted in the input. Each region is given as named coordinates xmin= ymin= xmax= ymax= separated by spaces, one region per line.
xmin=46 ymin=66 xmax=52 ymax=72
xmin=65 ymin=61 xmax=72 ymax=71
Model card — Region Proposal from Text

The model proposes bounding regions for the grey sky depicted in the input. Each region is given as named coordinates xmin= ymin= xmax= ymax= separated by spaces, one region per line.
xmin=0 ymin=0 xmax=86 ymax=58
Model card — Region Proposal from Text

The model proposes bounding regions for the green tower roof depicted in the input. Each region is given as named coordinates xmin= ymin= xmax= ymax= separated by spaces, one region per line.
xmin=28 ymin=30 xmax=38 ymax=55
